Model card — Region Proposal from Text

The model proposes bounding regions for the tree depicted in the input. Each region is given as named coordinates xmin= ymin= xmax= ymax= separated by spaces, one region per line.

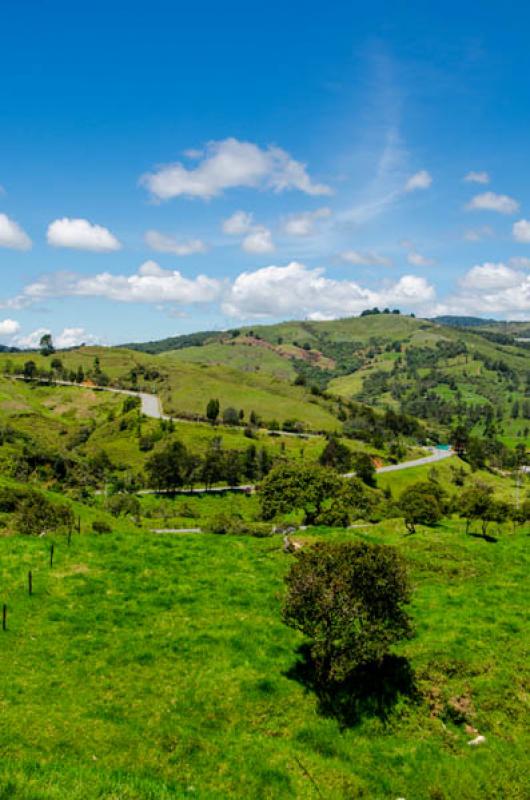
xmin=23 ymin=360 xmax=37 ymax=380
xmin=201 ymin=436 xmax=224 ymax=488
xmin=206 ymin=398 xmax=220 ymax=424
xmin=351 ymin=451 xmax=376 ymax=486
xmin=319 ymin=435 xmax=352 ymax=473
xmin=39 ymin=333 xmax=55 ymax=357
xmin=399 ymin=481 xmax=443 ymax=533
xmin=282 ymin=541 xmax=413 ymax=685
xmin=145 ymin=440 xmax=189 ymax=492
xmin=222 ymin=406 xmax=239 ymax=426
xmin=458 ymin=481 xmax=494 ymax=535
xmin=260 ymin=463 xmax=343 ymax=524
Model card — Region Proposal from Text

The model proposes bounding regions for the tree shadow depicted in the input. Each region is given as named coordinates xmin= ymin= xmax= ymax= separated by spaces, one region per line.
xmin=284 ymin=644 xmax=419 ymax=729
xmin=468 ymin=532 xmax=498 ymax=543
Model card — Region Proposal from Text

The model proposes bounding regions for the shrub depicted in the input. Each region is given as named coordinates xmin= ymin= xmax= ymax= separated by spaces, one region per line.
xmin=14 ymin=492 xmax=74 ymax=536
xmin=92 ymin=519 xmax=112 ymax=533
xmin=283 ymin=541 xmax=413 ymax=684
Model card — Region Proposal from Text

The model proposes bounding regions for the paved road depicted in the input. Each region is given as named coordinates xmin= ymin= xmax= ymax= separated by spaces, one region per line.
xmin=13 ymin=377 xmax=319 ymax=438
xmin=344 ymin=446 xmax=454 ymax=478
xmin=13 ymin=377 xmax=454 ymax=491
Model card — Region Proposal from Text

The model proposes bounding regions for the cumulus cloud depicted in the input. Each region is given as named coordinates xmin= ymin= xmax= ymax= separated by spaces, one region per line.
xmin=47 ymin=218 xmax=122 ymax=252
xmin=282 ymin=207 xmax=331 ymax=236
xmin=22 ymin=261 xmax=222 ymax=305
xmin=0 ymin=213 xmax=32 ymax=250
xmin=513 ymin=219 xmax=530 ymax=243
xmin=340 ymin=250 xmax=392 ymax=267
xmin=12 ymin=326 xmax=98 ymax=349
xmin=404 ymin=170 xmax=432 ymax=192
xmin=464 ymin=171 xmax=490 ymax=184
xmin=465 ymin=192 xmax=519 ymax=214
xmin=140 ymin=137 xmax=332 ymax=200
xmin=144 ymin=229 xmax=207 ymax=256
xmin=242 ymin=227 xmax=275 ymax=254
xmin=222 ymin=210 xmax=254 ymax=235
xmin=223 ymin=210 xmax=274 ymax=253
xmin=460 ymin=262 xmax=520 ymax=290
xmin=0 ymin=318 xmax=20 ymax=336
xmin=433 ymin=261 xmax=530 ymax=318
xmin=222 ymin=261 xmax=434 ymax=319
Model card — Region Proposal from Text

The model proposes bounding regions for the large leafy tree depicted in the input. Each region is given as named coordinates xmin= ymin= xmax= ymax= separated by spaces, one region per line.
xmin=145 ymin=440 xmax=189 ymax=492
xmin=283 ymin=541 xmax=413 ymax=684
xmin=260 ymin=463 xmax=344 ymax=524
xmin=399 ymin=481 xmax=445 ymax=533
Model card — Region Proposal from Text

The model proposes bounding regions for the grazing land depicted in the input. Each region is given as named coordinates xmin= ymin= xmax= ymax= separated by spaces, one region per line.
xmin=0 ymin=522 xmax=527 ymax=799
xmin=1 ymin=312 xmax=529 ymax=798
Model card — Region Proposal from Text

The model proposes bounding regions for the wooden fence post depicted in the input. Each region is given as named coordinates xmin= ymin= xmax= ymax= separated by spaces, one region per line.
xmin=2 ymin=604 xmax=6 ymax=631
xmin=28 ymin=571 xmax=33 ymax=596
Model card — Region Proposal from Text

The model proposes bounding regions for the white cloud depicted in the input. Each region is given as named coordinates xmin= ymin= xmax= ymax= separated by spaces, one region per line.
xmin=0 ymin=318 xmax=20 ymax=336
xmin=12 ymin=326 xmax=97 ymax=349
xmin=464 ymin=225 xmax=494 ymax=241
xmin=0 ymin=213 xmax=32 ymax=250
xmin=340 ymin=250 xmax=392 ymax=267
xmin=460 ymin=262 xmax=520 ymax=291
xmin=222 ymin=261 xmax=434 ymax=319
xmin=140 ymin=137 xmax=332 ymax=200
xmin=513 ymin=219 xmax=530 ymax=243
xmin=433 ymin=261 xmax=530 ymax=318
xmin=404 ymin=170 xmax=432 ymax=192
xmin=55 ymin=327 xmax=96 ymax=348
xmin=222 ymin=210 xmax=254 ymax=235
xmin=223 ymin=210 xmax=274 ymax=253
xmin=144 ymin=229 xmax=207 ymax=256
xmin=242 ymin=227 xmax=275 ymax=254
xmin=22 ymin=261 xmax=222 ymax=305
xmin=282 ymin=207 xmax=331 ymax=236
xmin=407 ymin=251 xmax=434 ymax=267
xmin=464 ymin=171 xmax=490 ymax=184
xmin=12 ymin=327 xmax=51 ymax=349
xmin=465 ymin=192 xmax=519 ymax=214
xmin=47 ymin=218 xmax=122 ymax=252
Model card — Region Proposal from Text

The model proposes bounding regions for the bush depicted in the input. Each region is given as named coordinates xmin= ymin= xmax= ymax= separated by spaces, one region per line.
xmin=92 ymin=519 xmax=112 ymax=533
xmin=315 ymin=505 xmax=351 ymax=527
xmin=283 ymin=541 xmax=413 ymax=684
xmin=14 ymin=492 xmax=74 ymax=536
xmin=0 ymin=485 xmax=28 ymax=513
xmin=106 ymin=494 xmax=141 ymax=519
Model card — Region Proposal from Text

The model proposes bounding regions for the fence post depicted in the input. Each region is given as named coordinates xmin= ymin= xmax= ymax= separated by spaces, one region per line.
xmin=2 ymin=604 xmax=6 ymax=631
xmin=28 ymin=570 xmax=33 ymax=596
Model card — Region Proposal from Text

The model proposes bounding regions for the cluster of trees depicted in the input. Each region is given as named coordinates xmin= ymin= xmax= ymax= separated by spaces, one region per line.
xmin=259 ymin=463 xmax=374 ymax=526
xmin=398 ymin=477 xmax=529 ymax=536
xmin=145 ymin=437 xmax=273 ymax=492
xmin=8 ymin=355 xmax=111 ymax=387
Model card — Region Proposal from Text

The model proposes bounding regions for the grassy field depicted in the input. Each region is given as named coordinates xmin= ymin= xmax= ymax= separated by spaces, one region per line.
xmin=2 ymin=348 xmax=340 ymax=433
xmin=0 ymin=519 xmax=528 ymax=799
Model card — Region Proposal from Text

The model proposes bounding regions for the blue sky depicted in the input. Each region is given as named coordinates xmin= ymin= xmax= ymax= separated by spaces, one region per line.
xmin=2 ymin=0 xmax=530 ymax=347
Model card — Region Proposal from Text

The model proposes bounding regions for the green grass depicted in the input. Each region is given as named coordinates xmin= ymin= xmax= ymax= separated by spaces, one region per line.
xmin=166 ymin=341 xmax=296 ymax=380
xmin=0 ymin=520 xmax=528 ymax=798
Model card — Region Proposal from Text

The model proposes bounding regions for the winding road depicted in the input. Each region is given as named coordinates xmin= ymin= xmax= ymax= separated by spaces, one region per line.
xmin=14 ymin=377 xmax=454 ymax=491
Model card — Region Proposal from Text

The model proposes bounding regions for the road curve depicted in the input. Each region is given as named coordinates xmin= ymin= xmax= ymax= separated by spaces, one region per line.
xmin=12 ymin=377 xmax=454 ymax=490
